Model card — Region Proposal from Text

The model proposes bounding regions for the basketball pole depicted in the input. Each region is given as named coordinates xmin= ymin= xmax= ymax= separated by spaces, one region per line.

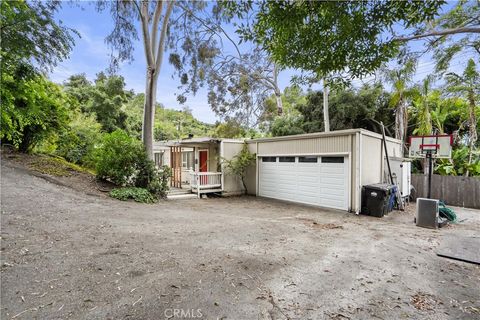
xmin=427 ymin=152 xmax=433 ymax=199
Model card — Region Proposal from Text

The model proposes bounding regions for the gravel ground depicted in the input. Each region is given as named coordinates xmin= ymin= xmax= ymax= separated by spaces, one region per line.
xmin=1 ymin=161 xmax=479 ymax=320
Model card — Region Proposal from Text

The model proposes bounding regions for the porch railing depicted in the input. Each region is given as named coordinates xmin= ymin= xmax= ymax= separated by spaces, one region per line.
xmin=190 ymin=172 xmax=222 ymax=192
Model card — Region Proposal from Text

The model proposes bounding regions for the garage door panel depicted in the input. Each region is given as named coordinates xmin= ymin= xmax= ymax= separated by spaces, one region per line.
xmin=259 ymin=156 xmax=348 ymax=210
xmin=320 ymin=167 xmax=345 ymax=175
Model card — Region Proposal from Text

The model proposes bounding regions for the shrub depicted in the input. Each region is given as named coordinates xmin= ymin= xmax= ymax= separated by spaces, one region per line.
xmin=1 ymin=66 xmax=70 ymax=152
xmin=133 ymin=149 xmax=171 ymax=199
xmin=94 ymin=129 xmax=144 ymax=185
xmin=110 ymin=187 xmax=156 ymax=203
xmin=222 ymin=143 xmax=256 ymax=193
xmin=145 ymin=165 xmax=172 ymax=199
xmin=56 ymin=113 xmax=102 ymax=168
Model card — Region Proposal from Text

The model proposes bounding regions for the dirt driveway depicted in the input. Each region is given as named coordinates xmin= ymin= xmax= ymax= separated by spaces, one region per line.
xmin=1 ymin=162 xmax=479 ymax=320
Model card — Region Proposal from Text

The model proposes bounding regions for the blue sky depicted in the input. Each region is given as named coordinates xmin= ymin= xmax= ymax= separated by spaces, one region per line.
xmin=49 ymin=1 xmax=474 ymax=124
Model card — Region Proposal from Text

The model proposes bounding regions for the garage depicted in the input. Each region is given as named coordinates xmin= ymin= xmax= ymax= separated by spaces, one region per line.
xmin=245 ymin=129 xmax=403 ymax=213
xmin=259 ymin=155 xmax=349 ymax=210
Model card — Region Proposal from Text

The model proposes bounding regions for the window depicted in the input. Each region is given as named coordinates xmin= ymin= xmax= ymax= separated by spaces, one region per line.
xmin=154 ymin=152 xmax=164 ymax=167
xmin=299 ymin=156 xmax=318 ymax=163
xmin=279 ymin=156 xmax=295 ymax=163
xmin=182 ymin=151 xmax=194 ymax=169
xmin=262 ymin=157 xmax=276 ymax=162
xmin=321 ymin=156 xmax=344 ymax=163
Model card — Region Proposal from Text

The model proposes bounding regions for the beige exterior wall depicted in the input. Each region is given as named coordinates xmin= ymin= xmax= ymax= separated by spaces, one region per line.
xmin=154 ymin=129 xmax=402 ymax=212
xmin=245 ymin=142 xmax=258 ymax=195
xmin=244 ymin=129 xmax=402 ymax=213
xmin=361 ymin=135 xmax=383 ymax=186
xmin=247 ymin=133 xmax=357 ymax=211
xmin=221 ymin=141 xmax=246 ymax=195
xmin=256 ymin=135 xmax=351 ymax=155
xmin=360 ymin=131 xmax=403 ymax=187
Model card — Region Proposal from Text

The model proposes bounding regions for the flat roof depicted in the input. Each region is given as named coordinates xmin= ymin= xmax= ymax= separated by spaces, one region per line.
xmin=247 ymin=128 xmax=401 ymax=144
xmin=155 ymin=137 xmax=245 ymax=147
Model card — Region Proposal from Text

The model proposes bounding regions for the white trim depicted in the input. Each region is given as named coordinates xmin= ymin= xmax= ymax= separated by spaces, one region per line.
xmin=346 ymin=152 xmax=351 ymax=213
xmin=257 ymin=152 xmax=350 ymax=157
xmin=220 ymin=139 xmax=245 ymax=143
xmin=219 ymin=141 xmax=225 ymax=191
xmin=248 ymin=129 xmax=359 ymax=143
xmin=359 ymin=129 xmax=402 ymax=144
xmin=355 ymin=132 xmax=361 ymax=214
xmin=257 ymin=153 xmax=351 ymax=211
xmin=255 ymin=142 xmax=259 ymax=196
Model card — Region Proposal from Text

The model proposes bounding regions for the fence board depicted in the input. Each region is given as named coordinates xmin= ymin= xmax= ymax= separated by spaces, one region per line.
xmin=411 ymin=174 xmax=480 ymax=209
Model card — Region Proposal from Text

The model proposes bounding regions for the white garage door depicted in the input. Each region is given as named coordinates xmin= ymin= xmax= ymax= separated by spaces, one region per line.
xmin=259 ymin=155 xmax=349 ymax=210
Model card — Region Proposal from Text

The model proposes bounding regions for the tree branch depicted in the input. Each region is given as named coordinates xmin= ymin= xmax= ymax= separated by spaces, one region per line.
xmin=154 ymin=0 xmax=175 ymax=75
xmin=394 ymin=27 xmax=480 ymax=42
xmin=140 ymin=1 xmax=154 ymax=66
xmin=176 ymin=2 xmax=242 ymax=59
xmin=150 ymin=0 xmax=164 ymax=57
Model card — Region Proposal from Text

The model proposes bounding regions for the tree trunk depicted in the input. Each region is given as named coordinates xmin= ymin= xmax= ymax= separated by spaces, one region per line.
xmin=241 ymin=175 xmax=248 ymax=194
xmin=273 ymin=63 xmax=283 ymax=115
xmin=395 ymin=98 xmax=407 ymax=153
xmin=323 ymin=79 xmax=330 ymax=132
xmin=275 ymin=90 xmax=283 ymax=115
xmin=143 ymin=67 xmax=156 ymax=160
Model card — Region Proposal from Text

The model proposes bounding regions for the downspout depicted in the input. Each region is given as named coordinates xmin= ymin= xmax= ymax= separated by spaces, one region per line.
xmin=356 ymin=132 xmax=362 ymax=214
xmin=220 ymin=140 xmax=224 ymax=192
xmin=256 ymin=142 xmax=259 ymax=196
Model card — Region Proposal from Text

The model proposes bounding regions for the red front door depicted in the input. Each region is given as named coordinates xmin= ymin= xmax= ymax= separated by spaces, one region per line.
xmin=199 ymin=150 xmax=208 ymax=185
xmin=199 ymin=150 xmax=208 ymax=172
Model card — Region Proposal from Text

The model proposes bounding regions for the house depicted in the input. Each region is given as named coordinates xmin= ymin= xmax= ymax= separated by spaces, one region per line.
xmin=155 ymin=128 xmax=403 ymax=213
xmin=153 ymin=138 xmax=247 ymax=197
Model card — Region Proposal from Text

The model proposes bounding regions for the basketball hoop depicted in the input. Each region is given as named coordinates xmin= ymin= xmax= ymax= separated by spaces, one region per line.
xmin=408 ymin=135 xmax=453 ymax=199
xmin=408 ymin=135 xmax=452 ymax=159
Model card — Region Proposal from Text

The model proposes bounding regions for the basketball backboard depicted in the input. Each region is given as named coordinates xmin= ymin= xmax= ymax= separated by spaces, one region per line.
xmin=408 ymin=135 xmax=452 ymax=159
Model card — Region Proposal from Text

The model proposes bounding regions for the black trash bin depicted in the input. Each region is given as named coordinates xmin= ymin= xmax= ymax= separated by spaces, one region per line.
xmin=361 ymin=183 xmax=396 ymax=217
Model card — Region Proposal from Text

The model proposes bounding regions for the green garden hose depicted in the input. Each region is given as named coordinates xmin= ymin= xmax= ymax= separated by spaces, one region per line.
xmin=439 ymin=201 xmax=457 ymax=223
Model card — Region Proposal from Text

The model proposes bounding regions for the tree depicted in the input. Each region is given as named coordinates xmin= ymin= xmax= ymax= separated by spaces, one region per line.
xmin=296 ymin=84 xmax=394 ymax=135
xmin=98 ymin=1 xmax=227 ymax=159
xmin=430 ymin=97 xmax=467 ymax=135
xmin=222 ymin=143 xmax=256 ymax=193
xmin=400 ymin=1 xmax=480 ymax=72
xmin=63 ymin=74 xmax=93 ymax=111
xmin=89 ymin=73 xmax=131 ymax=132
xmin=270 ymin=114 xmax=305 ymax=137
xmin=383 ymin=60 xmax=417 ymax=147
xmin=0 ymin=0 xmax=77 ymax=72
xmin=64 ymin=72 xmax=132 ymax=133
xmin=212 ymin=120 xmax=247 ymax=139
xmin=207 ymin=46 xmax=284 ymax=127
xmin=246 ymin=1 xmax=445 ymax=83
xmin=411 ymin=76 xmax=436 ymax=136
xmin=0 ymin=66 xmax=70 ymax=152
xmin=445 ymin=58 xmax=479 ymax=176
xmin=261 ymin=85 xmax=305 ymax=132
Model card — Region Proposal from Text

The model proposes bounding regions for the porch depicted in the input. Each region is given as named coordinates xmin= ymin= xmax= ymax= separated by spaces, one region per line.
xmin=168 ymin=138 xmax=223 ymax=197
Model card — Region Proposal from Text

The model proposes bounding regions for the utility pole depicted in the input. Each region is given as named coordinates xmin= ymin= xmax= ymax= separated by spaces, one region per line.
xmin=323 ymin=78 xmax=330 ymax=132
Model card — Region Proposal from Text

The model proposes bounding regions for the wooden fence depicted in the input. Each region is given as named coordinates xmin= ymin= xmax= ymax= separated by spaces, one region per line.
xmin=411 ymin=174 xmax=480 ymax=209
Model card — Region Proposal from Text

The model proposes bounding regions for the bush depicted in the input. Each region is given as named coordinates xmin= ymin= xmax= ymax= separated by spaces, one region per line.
xmin=110 ymin=187 xmax=156 ymax=203
xmin=94 ymin=129 xmax=144 ymax=185
xmin=56 ymin=113 xmax=102 ymax=168
xmin=95 ymin=129 xmax=172 ymax=201
xmin=133 ymin=149 xmax=171 ymax=198
xmin=1 ymin=65 xmax=70 ymax=152
xmin=222 ymin=143 xmax=256 ymax=193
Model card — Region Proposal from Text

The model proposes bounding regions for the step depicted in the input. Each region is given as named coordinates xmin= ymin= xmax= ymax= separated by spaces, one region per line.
xmin=168 ymin=189 xmax=192 ymax=195
xmin=167 ymin=193 xmax=198 ymax=200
